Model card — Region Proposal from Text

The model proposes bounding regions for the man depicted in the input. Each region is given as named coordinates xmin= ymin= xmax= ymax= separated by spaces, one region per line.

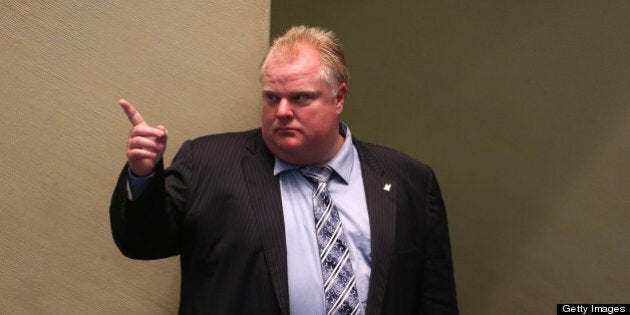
xmin=111 ymin=26 xmax=458 ymax=314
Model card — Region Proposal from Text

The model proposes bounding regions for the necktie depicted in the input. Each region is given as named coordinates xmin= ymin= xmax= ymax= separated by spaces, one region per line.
xmin=299 ymin=166 xmax=360 ymax=315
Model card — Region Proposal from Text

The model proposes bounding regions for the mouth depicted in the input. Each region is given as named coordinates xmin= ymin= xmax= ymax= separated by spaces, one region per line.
xmin=275 ymin=127 xmax=299 ymax=134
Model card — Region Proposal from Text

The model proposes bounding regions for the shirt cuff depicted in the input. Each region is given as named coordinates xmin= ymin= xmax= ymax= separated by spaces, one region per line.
xmin=126 ymin=168 xmax=154 ymax=200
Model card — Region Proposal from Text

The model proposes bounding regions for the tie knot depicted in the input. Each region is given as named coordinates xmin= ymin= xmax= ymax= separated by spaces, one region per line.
xmin=299 ymin=166 xmax=333 ymax=184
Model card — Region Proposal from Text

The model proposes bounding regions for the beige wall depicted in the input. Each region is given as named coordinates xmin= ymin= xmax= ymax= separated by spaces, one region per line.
xmin=271 ymin=1 xmax=630 ymax=313
xmin=1 ymin=1 xmax=269 ymax=313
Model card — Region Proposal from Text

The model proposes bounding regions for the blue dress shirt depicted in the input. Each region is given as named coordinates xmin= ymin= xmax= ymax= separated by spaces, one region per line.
xmin=275 ymin=123 xmax=371 ymax=315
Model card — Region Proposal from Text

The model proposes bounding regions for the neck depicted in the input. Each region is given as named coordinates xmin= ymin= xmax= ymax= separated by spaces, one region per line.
xmin=311 ymin=133 xmax=344 ymax=166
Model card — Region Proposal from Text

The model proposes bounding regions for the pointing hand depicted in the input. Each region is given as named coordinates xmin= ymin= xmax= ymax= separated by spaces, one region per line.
xmin=119 ymin=99 xmax=168 ymax=177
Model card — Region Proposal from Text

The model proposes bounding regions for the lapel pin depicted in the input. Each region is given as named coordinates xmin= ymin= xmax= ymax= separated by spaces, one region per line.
xmin=383 ymin=183 xmax=391 ymax=192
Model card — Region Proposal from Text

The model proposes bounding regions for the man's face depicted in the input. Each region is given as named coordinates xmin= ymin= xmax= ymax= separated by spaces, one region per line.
xmin=261 ymin=44 xmax=346 ymax=166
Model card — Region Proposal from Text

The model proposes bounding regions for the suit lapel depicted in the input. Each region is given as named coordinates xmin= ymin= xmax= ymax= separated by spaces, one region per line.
xmin=355 ymin=140 xmax=397 ymax=315
xmin=241 ymin=133 xmax=290 ymax=315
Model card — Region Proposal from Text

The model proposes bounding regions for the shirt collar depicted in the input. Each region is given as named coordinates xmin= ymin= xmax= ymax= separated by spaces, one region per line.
xmin=273 ymin=121 xmax=355 ymax=185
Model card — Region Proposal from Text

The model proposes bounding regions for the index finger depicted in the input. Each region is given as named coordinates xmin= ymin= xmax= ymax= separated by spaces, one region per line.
xmin=119 ymin=99 xmax=145 ymax=126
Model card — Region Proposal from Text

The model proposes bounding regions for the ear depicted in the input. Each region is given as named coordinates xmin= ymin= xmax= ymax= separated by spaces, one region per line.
xmin=335 ymin=82 xmax=347 ymax=115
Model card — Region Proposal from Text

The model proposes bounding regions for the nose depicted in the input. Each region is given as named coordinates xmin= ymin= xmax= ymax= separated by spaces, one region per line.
xmin=276 ymin=98 xmax=293 ymax=120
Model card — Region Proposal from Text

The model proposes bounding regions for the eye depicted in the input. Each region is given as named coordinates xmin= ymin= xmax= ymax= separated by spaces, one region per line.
xmin=292 ymin=93 xmax=316 ymax=105
xmin=263 ymin=92 xmax=279 ymax=103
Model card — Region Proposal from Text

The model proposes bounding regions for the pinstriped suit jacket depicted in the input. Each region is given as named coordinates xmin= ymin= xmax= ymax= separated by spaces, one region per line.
xmin=110 ymin=128 xmax=458 ymax=314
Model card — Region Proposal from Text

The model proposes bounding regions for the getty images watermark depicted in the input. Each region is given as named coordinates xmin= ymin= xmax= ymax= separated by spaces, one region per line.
xmin=558 ymin=305 xmax=628 ymax=314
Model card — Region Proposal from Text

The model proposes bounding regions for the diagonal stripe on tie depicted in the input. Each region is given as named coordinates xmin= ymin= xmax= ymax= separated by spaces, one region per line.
xmin=320 ymin=233 xmax=340 ymax=264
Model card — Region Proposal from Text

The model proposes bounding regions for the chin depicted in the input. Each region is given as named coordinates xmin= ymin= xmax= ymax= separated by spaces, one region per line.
xmin=274 ymin=139 xmax=304 ymax=153
xmin=267 ymin=139 xmax=307 ymax=162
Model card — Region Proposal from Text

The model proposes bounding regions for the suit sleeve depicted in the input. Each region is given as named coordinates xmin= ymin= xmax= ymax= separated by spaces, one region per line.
xmin=421 ymin=167 xmax=459 ymax=314
xmin=109 ymin=141 xmax=193 ymax=260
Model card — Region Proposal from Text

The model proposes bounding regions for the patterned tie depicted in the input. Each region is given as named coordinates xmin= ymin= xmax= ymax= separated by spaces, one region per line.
xmin=299 ymin=166 xmax=360 ymax=315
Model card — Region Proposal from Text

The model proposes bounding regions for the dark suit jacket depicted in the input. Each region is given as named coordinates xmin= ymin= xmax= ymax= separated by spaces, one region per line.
xmin=110 ymin=128 xmax=458 ymax=314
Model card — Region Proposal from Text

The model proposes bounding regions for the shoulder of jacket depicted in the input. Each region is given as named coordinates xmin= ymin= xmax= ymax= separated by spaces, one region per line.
xmin=190 ymin=128 xmax=261 ymax=144
xmin=353 ymin=138 xmax=432 ymax=174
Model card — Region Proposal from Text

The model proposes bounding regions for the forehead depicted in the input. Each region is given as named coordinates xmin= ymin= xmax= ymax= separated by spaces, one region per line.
xmin=263 ymin=46 xmax=324 ymax=87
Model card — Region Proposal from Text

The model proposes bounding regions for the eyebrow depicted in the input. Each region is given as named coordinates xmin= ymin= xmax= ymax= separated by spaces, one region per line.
xmin=262 ymin=88 xmax=319 ymax=95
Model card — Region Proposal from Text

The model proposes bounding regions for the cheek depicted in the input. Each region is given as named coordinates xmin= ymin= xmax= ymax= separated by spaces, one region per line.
xmin=307 ymin=108 xmax=336 ymax=128
xmin=261 ymin=107 xmax=274 ymax=124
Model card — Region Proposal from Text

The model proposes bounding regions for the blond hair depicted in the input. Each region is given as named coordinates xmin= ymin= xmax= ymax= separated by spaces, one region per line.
xmin=260 ymin=25 xmax=348 ymax=96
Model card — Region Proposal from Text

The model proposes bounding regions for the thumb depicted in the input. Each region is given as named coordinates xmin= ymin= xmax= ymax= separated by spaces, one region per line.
xmin=155 ymin=125 xmax=168 ymax=142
